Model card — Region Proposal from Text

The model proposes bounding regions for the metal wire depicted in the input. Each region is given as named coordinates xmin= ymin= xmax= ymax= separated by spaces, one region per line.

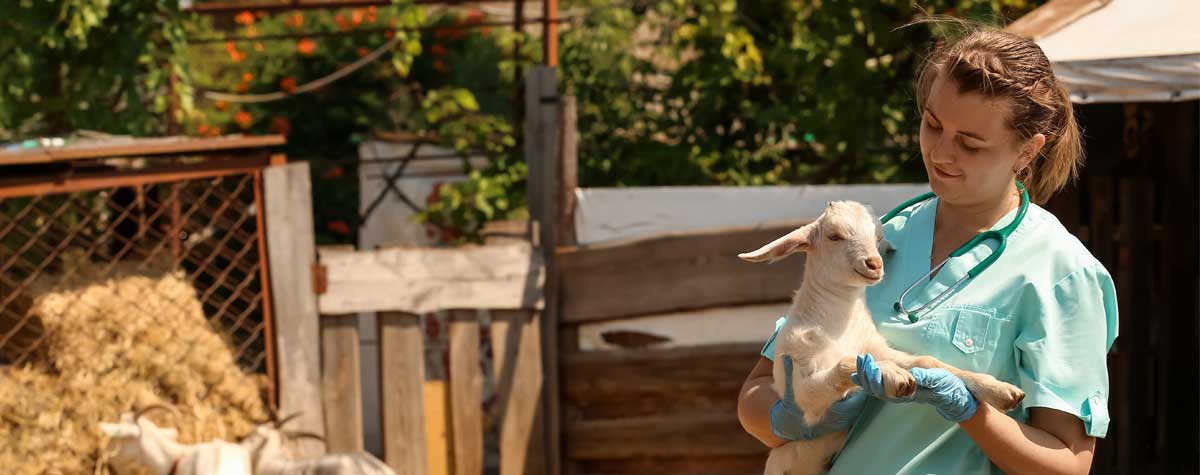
xmin=0 ymin=172 xmax=274 ymax=374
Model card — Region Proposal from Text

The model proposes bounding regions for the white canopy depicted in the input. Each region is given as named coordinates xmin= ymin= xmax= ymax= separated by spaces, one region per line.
xmin=1007 ymin=0 xmax=1200 ymax=103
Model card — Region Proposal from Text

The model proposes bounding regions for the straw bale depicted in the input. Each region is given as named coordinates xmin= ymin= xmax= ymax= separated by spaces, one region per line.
xmin=0 ymin=260 xmax=268 ymax=475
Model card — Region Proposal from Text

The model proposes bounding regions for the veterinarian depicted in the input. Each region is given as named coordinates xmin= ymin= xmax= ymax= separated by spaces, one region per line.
xmin=737 ymin=26 xmax=1118 ymax=474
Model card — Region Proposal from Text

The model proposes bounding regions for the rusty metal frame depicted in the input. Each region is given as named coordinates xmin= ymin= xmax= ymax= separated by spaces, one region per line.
xmin=0 ymin=154 xmax=281 ymax=408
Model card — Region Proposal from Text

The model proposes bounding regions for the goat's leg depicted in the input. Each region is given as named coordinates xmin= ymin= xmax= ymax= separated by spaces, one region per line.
xmin=821 ymin=355 xmax=915 ymax=400
xmin=867 ymin=346 xmax=1025 ymax=412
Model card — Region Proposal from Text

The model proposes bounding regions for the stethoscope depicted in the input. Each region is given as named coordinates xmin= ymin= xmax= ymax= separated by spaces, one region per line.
xmin=882 ymin=180 xmax=1030 ymax=323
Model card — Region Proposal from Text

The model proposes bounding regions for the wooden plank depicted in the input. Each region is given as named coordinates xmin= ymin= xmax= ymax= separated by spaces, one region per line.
xmin=317 ymin=244 xmax=543 ymax=314
xmin=378 ymin=312 xmax=426 ymax=475
xmin=566 ymin=413 xmax=765 ymax=459
xmin=556 ymin=96 xmax=578 ymax=247
xmin=558 ymin=221 xmax=808 ymax=324
xmin=525 ymin=65 xmax=562 ymax=475
xmin=448 ymin=310 xmax=484 ymax=475
xmin=321 ymin=315 xmax=364 ymax=453
xmin=0 ymin=134 xmax=285 ymax=165
xmin=491 ymin=310 xmax=546 ymax=475
xmin=1157 ymin=102 xmax=1199 ymax=474
xmin=424 ymin=381 xmax=452 ymax=475
xmin=563 ymin=343 xmax=761 ymax=419
xmin=1003 ymin=0 xmax=1107 ymax=40
xmin=582 ymin=455 xmax=767 ymax=475
xmin=263 ymin=161 xmax=325 ymax=456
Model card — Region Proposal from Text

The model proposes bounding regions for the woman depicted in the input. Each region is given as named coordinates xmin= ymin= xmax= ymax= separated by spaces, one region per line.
xmin=737 ymin=27 xmax=1118 ymax=474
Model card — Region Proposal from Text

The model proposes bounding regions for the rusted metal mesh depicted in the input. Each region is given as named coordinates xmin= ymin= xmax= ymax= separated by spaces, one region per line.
xmin=0 ymin=173 xmax=272 ymax=375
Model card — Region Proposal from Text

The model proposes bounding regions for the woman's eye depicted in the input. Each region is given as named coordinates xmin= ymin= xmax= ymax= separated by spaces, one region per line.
xmin=961 ymin=143 xmax=982 ymax=154
xmin=829 ymin=234 xmax=843 ymax=242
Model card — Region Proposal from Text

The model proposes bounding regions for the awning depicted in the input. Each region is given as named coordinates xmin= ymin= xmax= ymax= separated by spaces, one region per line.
xmin=1006 ymin=0 xmax=1200 ymax=103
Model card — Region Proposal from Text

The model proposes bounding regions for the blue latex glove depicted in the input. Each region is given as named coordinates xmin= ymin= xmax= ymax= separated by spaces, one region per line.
xmin=850 ymin=354 xmax=978 ymax=423
xmin=770 ymin=358 xmax=868 ymax=441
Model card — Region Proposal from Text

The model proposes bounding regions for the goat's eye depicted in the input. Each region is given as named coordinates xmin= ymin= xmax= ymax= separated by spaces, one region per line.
xmin=828 ymin=234 xmax=843 ymax=242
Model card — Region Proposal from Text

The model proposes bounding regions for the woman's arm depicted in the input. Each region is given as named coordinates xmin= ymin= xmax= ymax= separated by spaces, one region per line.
xmin=737 ymin=356 xmax=787 ymax=448
xmin=962 ymin=404 xmax=1096 ymax=475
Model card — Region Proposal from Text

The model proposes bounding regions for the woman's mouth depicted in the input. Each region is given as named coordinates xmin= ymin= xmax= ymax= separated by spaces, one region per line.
xmin=932 ymin=166 xmax=962 ymax=180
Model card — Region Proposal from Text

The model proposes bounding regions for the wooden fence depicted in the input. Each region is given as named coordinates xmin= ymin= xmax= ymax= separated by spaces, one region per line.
xmin=315 ymin=244 xmax=547 ymax=475
xmin=1042 ymin=101 xmax=1199 ymax=474
xmin=552 ymin=221 xmax=811 ymax=474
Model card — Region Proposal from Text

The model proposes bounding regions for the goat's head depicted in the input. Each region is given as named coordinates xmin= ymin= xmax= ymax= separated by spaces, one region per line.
xmin=739 ymin=201 xmax=891 ymax=287
xmin=98 ymin=405 xmax=184 ymax=475
xmin=241 ymin=410 xmax=325 ymax=468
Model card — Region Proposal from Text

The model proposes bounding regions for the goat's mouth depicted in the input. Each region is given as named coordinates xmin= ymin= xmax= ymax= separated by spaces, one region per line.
xmin=855 ymin=269 xmax=883 ymax=283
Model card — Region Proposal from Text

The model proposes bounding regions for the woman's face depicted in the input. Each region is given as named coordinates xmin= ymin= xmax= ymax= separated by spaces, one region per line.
xmin=919 ymin=74 xmax=1033 ymax=207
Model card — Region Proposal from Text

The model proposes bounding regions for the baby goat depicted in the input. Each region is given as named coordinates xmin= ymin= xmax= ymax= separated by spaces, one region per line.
xmin=239 ymin=413 xmax=396 ymax=475
xmin=99 ymin=405 xmax=251 ymax=475
xmin=739 ymin=201 xmax=1024 ymax=475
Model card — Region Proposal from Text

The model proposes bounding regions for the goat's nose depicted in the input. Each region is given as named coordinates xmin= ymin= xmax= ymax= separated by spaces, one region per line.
xmin=865 ymin=256 xmax=882 ymax=271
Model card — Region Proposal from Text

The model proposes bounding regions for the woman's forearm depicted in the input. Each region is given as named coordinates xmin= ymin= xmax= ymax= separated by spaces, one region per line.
xmin=737 ymin=374 xmax=787 ymax=448
xmin=960 ymin=404 xmax=1094 ymax=475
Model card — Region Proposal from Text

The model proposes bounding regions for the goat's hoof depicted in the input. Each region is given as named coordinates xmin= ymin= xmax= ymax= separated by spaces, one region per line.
xmin=973 ymin=377 xmax=1026 ymax=412
xmin=878 ymin=361 xmax=917 ymax=398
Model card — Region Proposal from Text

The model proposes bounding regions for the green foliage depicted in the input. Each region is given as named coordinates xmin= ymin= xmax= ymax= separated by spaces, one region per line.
xmin=560 ymin=0 xmax=1044 ymax=187
xmin=0 ymin=0 xmax=189 ymax=137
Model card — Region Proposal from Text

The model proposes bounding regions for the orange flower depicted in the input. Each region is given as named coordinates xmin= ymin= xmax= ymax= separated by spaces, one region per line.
xmin=352 ymin=9 xmax=365 ymax=26
xmin=197 ymin=124 xmax=210 ymax=135
xmin=234 ymin=111 xmax=253 ymax=129
xmin=225 ymin=41 xmax=245 ymax=62
xmin=242 ymin=72 xmax=254 ymax=82
xmin=335 ymin=14 xmax=350 ymax=31
xmin=279 ymin=76 xmax=297 ymax=94
xmin=357 ymin=47 xmax=369 ymax=57
xmin=209 ymin=126 xmax=223 ymax=137
xmin=247 ymin=26 xmax=258 ymax=38
xmin=296 ymin=38 xmax=316 ymax=55
xmin=254 ymin=42 xmax=264 ymax=52
xmin=368 ymin=5 xmax=377 ymax=14
xmin=234 ymin=10 xmax=255 ymax=26
xmin=287 ymin=12 xmax=304 ymax=28
xmin=429 ymin=43 xmax=447 ymax=56
xmin=433 ymin=59 xmax=448 ymax=74
xmin=384 ymin=29 xmax=394 ymax=39
xmin=235 ymin=82 xmax=250 ymax=93
xmin=215 ymin=100 xmax=228 ymax=111
xmin=269 ymin=116 xmax=291 ymax=136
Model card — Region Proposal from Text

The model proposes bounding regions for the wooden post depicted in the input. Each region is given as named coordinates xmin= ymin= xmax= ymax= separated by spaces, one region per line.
xmin=491 ymin=309 xmax=546 ymax=475
xmin=321 ymin=315 xmax=364 ymax=453
xmin=543 ymin=0 xmax=558 ymax=66
xmin=378 ymin=312 xmax=426 ymax=475
xmin=524 ymin=65 xmax=562 ymax=475
xmin=263 ymin=161 xmax=325 ymax=456
xmin=448 ymin=309 xmax=484 ymax=475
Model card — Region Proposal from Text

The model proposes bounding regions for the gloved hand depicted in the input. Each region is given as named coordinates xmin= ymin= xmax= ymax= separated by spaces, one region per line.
xmin=770 ymin=358 xmax=868 ymax=441
xmin=851 ymin=354 xmax=978 ymax=423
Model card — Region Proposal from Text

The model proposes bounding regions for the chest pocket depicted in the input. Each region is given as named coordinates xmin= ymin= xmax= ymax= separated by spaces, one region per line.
xmin=923 ymin=305 xmax=1009 ymax=373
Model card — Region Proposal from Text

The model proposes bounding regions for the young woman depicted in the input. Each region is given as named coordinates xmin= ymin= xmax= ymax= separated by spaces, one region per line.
xmin=737 ymin=27 xmax=1117 ymax=474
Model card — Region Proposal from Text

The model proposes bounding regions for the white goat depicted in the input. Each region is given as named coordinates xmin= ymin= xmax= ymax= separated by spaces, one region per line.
xmin=98 ymin=406 xmax=252 ymax=475
xmin=739 ymin=201 xmax=1024 ymax=475
xmin=239 ymin=414 xmax=396 ymax=475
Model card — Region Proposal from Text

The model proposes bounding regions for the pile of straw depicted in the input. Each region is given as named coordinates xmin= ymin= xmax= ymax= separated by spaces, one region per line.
xmin=0 ymin=260 xmax=269 ymax=475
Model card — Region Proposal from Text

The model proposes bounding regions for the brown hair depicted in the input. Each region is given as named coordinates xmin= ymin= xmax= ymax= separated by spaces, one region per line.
xmin=914 ymin=26 xmax=1082 ymax=204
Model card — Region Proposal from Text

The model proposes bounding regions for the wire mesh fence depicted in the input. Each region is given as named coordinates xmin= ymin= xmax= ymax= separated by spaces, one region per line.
xmin=0 ymin=169 xmax=274 ymax=379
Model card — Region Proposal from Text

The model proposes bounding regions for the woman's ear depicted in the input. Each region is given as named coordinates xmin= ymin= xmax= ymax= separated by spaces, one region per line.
xmin=1018 ymin=133 xmax=1047 ymax=171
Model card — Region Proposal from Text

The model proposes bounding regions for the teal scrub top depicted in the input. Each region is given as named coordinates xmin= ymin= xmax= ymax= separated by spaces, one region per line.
xmin=760 ymin=196 xmax=1118 ymax=475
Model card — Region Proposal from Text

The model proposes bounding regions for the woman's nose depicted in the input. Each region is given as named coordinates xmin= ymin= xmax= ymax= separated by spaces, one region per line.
xmin=928 ymin=137 xmax=954 ymax=164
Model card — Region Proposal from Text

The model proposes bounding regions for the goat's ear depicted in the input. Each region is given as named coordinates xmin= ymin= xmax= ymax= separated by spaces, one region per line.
xmin=99 ymin=422 xmax=138 ymax=438
xmin=878 ymin=237 xmax=896 ymax=255
xmin=738 ymin=223 xmax=814 ymax=263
